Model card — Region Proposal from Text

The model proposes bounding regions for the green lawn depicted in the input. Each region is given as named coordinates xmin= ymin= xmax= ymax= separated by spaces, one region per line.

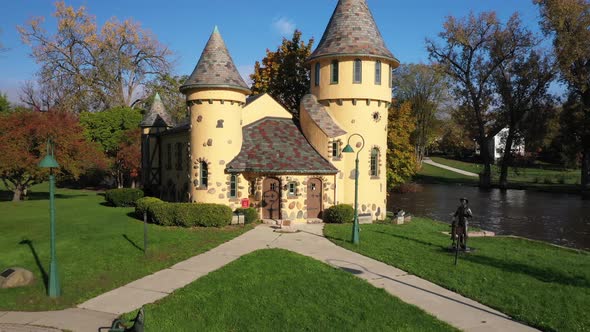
xmin=414 ymin=163 xmax=478 ymax=185
xmin=324 ymin=219 xmax=590 ymax=332
xmin=430 ymin=156 xmax=580 ymax=186
xmin=0 ymin=184 xmax=252 ymax=311
xmin=121 ymin=249 xmax=457 ymax=331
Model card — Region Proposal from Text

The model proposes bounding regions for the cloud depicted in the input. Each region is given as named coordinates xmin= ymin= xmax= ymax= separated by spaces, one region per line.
xmin=272 ymin=16 xmax=296 ymax=36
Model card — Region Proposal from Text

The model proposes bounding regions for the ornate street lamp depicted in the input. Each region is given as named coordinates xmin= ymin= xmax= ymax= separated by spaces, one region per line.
xmin=342 ymin=133 xmax=365 ymax=244
xmin=38 ymin=139 xmax=60 ymax=297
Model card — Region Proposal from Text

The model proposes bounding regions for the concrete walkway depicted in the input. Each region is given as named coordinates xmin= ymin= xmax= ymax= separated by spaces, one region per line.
xmin=1 ymin=224 xmax=536 ymax=332
xmin=423 ymin=158 xmax=479 ymax=177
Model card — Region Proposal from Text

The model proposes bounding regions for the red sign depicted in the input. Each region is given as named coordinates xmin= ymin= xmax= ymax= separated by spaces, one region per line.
xmin=241 ymin=198 xmax=250 ymax=208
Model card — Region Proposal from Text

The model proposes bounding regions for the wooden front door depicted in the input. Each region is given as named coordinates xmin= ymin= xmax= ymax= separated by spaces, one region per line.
xmin=307 ymin=178 xmax=322 ymax=218
xmin=262 ymin=178 xmax=281 ymax=219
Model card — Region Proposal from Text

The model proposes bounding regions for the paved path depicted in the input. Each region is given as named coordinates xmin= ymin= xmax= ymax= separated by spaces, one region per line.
xmin=1 ymin=224 xmax=536 ymax=332
xmin=423 ymin=158 xmax=479 ymax=177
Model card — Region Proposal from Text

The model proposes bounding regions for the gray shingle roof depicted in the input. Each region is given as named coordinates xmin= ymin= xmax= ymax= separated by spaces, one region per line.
xmin=300 ymin=94 xmax=346 ymax=138
xmin=140 ymin=93 xmax=174 ymax=128
xmin=308 ymin=0 xmax=398 ymax=63
xmin=180 ymin=27 xmax=250 ymax=94
xmin=226 ymin=117 xmax=338 ymax=174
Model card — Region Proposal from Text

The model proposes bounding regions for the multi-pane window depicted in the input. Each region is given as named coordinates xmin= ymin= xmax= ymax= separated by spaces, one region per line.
xmin=332 ymin=141 xmax=341 ymax=158
xmin=331 ymin=60 xmax=339 ymax=84
xmin=200 ymin=162 xmax=208 ymax=188
xmin=314 ymin=62 xmax=321 ymax=86
xmin=353 ymin=59 xmax=362 ymax=83
xmin=370 ymin=148 xmax=379 ymax=177
xmin=175 ymin=143 xmax=182 ymax=170
xmin=375 ymin=61 xmax=382 ymax=85
xmin=230 ymin=175 xmax=237 ymax=198
xmin=166 ymin=143 xmax=172 ymax=170
xmin=288 ymin=182 xmax=296 ymax=196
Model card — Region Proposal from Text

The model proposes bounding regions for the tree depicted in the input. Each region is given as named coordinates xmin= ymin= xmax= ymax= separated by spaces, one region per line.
xmin=250 ymin=30 xmax=313 ymax=118
xmin=0 ymin=92 xmax=10 ymax=113
xmin=493 ymin=50 xmax=554 ymax=188
xmin=0 ymin=111 xmax=105 ymax=201
xmin=392 ymin=64 xmax=449 ymax=163
xmin=79 ymin=107 xmax=142 ymax=188
xmin=18 ymin=1 xmax=172 ymax=112
xmin=116 ymin=128 xmax=141 ymax=188
xmin=536 ymin=0 xmax=590 ymax=194
xmin=427 ymin=12 xmax=534 ymax=187
xmin=387 ymin=101 xmax=417 ymax=190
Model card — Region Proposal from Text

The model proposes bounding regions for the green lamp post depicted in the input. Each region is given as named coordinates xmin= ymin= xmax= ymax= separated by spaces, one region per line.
xmin=342 ymin=133 xmax=365 ymax=244
xmin=38 ymin=139 xmax=60 ymax=297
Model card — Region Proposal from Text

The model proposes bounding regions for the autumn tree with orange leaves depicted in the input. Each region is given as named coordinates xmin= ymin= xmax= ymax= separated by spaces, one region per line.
xmin=18 ymin=1 xmax=172 ymax=112
xmin=0 ymin=111 xmax=106 ymax=201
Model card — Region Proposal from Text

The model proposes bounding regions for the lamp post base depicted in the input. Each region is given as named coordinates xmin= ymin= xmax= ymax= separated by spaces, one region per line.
xmin=48 ymin=259 xmax=60 ymax=297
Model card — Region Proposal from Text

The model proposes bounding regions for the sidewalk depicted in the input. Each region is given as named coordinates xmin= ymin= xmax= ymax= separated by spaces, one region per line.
xmin=423 ymin=158 xmax=479 ymax=177
xmin=1 ymin=224 xmax=536 ymax=332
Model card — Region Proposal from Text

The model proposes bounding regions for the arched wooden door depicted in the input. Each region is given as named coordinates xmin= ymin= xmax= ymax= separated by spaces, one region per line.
xmin=307 ymin=178 xmax=323 ymax=218
xmin=262 ymin=178 xmax=281 ymax=219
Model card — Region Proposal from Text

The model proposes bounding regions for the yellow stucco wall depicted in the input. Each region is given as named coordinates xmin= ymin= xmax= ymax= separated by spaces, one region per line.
xmin=184 ymin=88 xmax=247 ymax=204
xmin=242 ymin=93 xmax=292 ymax=126
xmin=310 ymin=57 xmax=395 ymax=103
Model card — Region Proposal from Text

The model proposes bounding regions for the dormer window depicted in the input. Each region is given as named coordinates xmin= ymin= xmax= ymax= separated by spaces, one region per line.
xmin=375 ymin=61 xmax=382 ymax=85
xmin=331 ymin=60 xmax=339 ymax=84
xmin=353 ymin=59 xmax=362 ymax=84
xmin=314 ymin=62 xmax=321 ymax=86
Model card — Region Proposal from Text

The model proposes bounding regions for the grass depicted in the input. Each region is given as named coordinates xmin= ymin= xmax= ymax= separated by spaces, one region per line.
xmin=430 ymin=156 xmax=581 ymax=187
xmin=414 ymin=163 xmax=478 ymax=185
xmin=0 ymin=183 xmax=252 ymax=311
xmin=324 ymin=219 xmax=590 ymax=332
xmin=121 ymin=249 xmax=458 ymax=331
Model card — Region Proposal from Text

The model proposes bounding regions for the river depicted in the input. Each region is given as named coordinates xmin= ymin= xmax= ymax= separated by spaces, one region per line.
xmin=388 ymin=184 xmax=590 ymax=250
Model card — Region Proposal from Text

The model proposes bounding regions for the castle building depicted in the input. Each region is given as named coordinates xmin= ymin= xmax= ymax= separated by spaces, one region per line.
xmin=141 ymin=0 xmax=399 ymax=221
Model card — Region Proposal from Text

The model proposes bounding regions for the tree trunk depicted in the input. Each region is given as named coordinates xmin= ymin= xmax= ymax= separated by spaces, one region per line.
xmin=499 ymin=131 xmax=516 ymax=189
xmin=479 ymin=138 xmax=492 ymax=188
xmin=582 ymin=145 xmax=590 ymax=199
xmin=12 ymin=184 xmax=24 ymax=202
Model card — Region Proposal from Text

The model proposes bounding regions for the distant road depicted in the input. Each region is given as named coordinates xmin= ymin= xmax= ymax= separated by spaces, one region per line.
xmin=423 ymin=158 xmax=479 ymax=177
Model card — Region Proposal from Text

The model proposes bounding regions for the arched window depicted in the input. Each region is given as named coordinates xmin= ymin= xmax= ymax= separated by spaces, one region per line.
xmin=331 ymin=60 xmax=339 ymax=84
xmin=370 ymin=148 xmax=379 ymax=177
xmin=375 ymin=61 xmax=382 ymax=85
xmin=229 ymin=174 xmax=237 ymax=198
xmin=200 ymin=161 xmax=208 ymax=188
xmin=388 ymin=64 xmax=393 ymax=88
xmin=353 ymin=59 xmax=362 ymax=83
xmin=314 ymin=62 xmax=321 ymax=86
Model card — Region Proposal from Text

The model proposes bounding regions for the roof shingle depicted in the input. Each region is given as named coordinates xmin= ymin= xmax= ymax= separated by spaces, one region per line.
xmin=180 ymin=27 xmax=250 ymax=94
xmin=140 ymin=93 xmax=174 ymax=128
xmin=226 ymin=118 xmax=338 ymax=174
xmin=300 ymin=94 xmax=347 ymax=138
xmin=308 ymin=0 xmax=398 ymax=63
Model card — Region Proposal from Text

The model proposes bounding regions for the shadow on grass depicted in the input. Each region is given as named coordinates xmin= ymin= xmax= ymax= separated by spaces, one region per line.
xmin=18 ymin=239 xmax=48 ymax=292
xmin=413 ymin=174 xmax=478 ymax=185
xmin=0 ymin=190 xmax=90 ymax=202
xmin=369 ymin=229 xmax=445 ymax=249
xmin=464 ymin=254 xmax=590 ymax=288
xmin=123 ymin=234 xmax=144 ymax=253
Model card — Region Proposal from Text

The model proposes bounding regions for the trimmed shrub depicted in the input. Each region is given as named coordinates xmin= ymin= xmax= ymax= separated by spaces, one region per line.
xmin=192 ymin=204 xmax=233 ymax=227
xmin=104 ymin=188 xmax=144 ymax=207
xmin=323 ymin=204 xmax=354 ymax=224
xmin=148 ymin=202 xmax=176 ymax=226
xmin=234 ymin=207 xmax=259 ymax=224
xmin=135 ymin=197 xmax=163 ymax=219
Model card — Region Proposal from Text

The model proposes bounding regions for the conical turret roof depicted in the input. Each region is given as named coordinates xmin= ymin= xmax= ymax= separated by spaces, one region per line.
xmin=308 ymin=0 xmax=398 ymax=63
xmin=140 ymin=93 xmax=174 ymax=128
xmin=180 ymin=27 xmax=250 ymax=94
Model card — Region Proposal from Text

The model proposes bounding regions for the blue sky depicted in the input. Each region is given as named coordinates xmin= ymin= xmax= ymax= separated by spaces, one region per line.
xmin=0 ymin=0 xmax=543 ymax=103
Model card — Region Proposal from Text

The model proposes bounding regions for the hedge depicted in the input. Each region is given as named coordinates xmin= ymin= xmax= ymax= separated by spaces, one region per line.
xmin=104 ymin=188 xmax=144 ymax=207
xmin=135 ymin=197 xmax=163 ymax=219
xmin=323 ymin=204 xmax=354 ymax=223
xmin=136 ymin=199 xmax=233 ymax=228
xmin=234 ymin=207 xmax=259 ymax=224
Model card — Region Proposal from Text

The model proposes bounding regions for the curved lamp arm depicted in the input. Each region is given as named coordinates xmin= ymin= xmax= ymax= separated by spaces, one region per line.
xmin=346 ymin=133 xmax=365 ymax=159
